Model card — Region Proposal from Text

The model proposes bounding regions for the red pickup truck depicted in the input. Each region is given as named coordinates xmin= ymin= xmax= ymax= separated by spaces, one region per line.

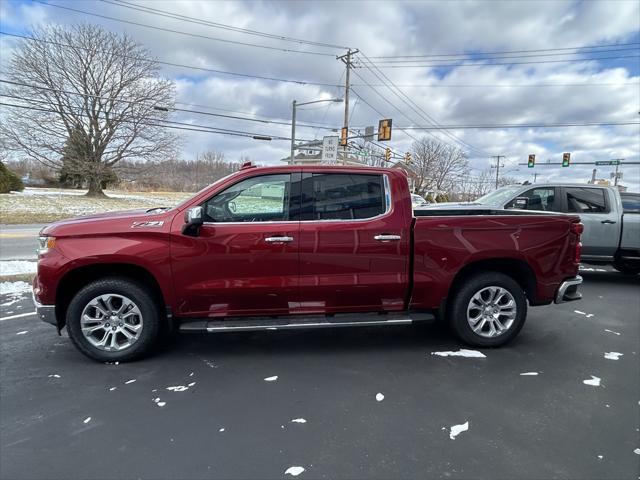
xmin=33 ymin=164 xmax=583 ymax=362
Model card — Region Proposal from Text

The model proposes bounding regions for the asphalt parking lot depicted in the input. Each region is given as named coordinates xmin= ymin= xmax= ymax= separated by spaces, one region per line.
xmin=1 ymin=268 xmax=639 ymax=480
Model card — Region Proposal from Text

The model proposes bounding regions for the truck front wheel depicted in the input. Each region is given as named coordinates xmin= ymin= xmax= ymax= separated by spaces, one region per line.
xmin=448 ymin=272 xmax=527 ymax=348
xmin=66 ymin=278 xmax=161 ymax=362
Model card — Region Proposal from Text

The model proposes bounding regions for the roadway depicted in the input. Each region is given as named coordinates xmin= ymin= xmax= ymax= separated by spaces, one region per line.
xmin=0 ymin=224 xmax=43 ymax=260
xmin=0 ymin=269 xmax=638 ymax=479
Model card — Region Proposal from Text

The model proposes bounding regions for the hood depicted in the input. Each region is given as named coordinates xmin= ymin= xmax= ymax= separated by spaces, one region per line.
xmin=41 ymin=208 xmax=175 ymax=237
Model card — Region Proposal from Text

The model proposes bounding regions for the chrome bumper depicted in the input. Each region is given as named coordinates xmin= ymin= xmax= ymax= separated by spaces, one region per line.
xmin=32 ymin=288 xmax=57 ymax=326
xmin=555 ymin=275 xmax=583 ymax=304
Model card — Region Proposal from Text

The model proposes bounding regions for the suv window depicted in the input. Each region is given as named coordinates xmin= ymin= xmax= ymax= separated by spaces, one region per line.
xmin=621 ymin=193 xmax=640 ymax=213
xmin=517 ymin=187 xmax=559 ymax=212
xmin=565 ymin=187 xmax=608 ymax=213
xmin=203 ymin=174 xmax=291 ymax=222
xmin=300 ymin=173 xmax=386 ymax=221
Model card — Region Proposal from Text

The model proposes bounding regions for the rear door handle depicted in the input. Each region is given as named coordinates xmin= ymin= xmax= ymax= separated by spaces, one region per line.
xmin=601 ymin=220 xmax=617 ymax=224
xmin=374 ymin=234 xmax=402 ymax=242
xmin=265 ymin=236 xmax=294 ymax=243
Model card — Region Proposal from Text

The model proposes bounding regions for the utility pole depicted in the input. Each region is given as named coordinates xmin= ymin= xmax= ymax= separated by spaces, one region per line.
xmin=337 ymin=48 xmax=358 ymax=164
xmin=533 ymin=172 xmax=538 ymax=183
xmin=290 ymin=100 xmax=296 ymax=165
xmin=611 ymin=158 xmax=625 ymax=186
xmin=491 ymin=155 xmax=505 ymax=189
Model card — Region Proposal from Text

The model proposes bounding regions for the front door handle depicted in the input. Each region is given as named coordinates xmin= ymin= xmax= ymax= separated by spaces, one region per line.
xmin=265 ymin=236 xmax=294 ymax=243
xmin=374 ymin=234 xmax=402 ymax=242
xmin=601 ymin=220 xmax=617 ymax=224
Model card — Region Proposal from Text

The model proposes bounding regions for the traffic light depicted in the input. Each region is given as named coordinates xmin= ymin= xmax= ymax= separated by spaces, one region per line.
xmin=404 ymin=151 xmax=412 ymax=164
xmin=527 ymin=154 xmax=535 ymax=168
xmin=562 ymin=152 xmax=571 ymax=167
xmin=384 ymin=148 xmax=391 ymax=162
xmin=378 ymin=118 xmax=392 ymax=141
xmin=339 ymin=127 xmax=348 ymax=147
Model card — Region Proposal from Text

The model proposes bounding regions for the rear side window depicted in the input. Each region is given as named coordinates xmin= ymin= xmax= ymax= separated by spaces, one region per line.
xmin=565 ymin=187 xmax=608 ymax=213
xmin=621 ymin=194 xmax=640 ymax=213
xmin=300 ymin=173 xmax=386 ymax=220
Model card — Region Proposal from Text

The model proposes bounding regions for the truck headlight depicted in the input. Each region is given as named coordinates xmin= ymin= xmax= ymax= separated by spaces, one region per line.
xmin=37 ymin=236 xmax=56 ymax=255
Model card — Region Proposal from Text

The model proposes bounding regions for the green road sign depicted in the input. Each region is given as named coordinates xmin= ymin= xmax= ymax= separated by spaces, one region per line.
xmin=595 ymin=160 xmax=621 ymax=166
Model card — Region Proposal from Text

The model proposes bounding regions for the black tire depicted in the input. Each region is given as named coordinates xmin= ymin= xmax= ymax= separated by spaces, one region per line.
xmin=447 ymin=272 xmax=527 ymax=348
xmin=66 ymin=277 xmax=162 ymax=362
xmin=613 ymin=259 xmax=640 ymax=275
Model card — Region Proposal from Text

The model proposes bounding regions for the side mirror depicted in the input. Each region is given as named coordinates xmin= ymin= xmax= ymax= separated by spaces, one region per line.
xmin=182 ymin=206 xmax=204 ymax=236
xmin=507 ymin=197 xmax=529 ymax=209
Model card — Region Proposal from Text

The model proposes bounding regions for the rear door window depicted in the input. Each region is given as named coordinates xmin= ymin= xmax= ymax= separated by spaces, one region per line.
xmin=565 ymin=187 xmax=609 ymax=213
xmin=300 ymin=173 xmax=386 ymax=221
xmin=621 ymin=194 xmax=640 ymax=213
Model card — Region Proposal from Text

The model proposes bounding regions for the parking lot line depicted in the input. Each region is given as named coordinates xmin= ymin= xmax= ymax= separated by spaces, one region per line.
xmin=0 ymin=311 xmax=36 ymax=321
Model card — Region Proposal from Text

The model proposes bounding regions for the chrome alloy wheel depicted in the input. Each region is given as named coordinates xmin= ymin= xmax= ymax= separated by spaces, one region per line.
xmin=80 ymin=294 xmax=144 ymax=351
xmin=466 ymin=286 xmax=517 ymax=338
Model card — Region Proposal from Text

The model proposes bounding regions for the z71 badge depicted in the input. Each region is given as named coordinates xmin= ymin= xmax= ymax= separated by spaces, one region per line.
xmin=131 ymin=220 xmax=164 ymax=228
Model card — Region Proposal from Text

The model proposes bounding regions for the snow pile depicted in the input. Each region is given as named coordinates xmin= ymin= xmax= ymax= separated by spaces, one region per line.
xmin=0 ymin=261 xmax=37 ymax=276
xmin=449 ymin=421 xmax=469 ymax=440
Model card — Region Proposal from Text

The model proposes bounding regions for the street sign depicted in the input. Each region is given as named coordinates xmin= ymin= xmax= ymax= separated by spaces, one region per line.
xmin=364 ymin=126 xmax=374 ymax=143
xmin=321 ymin=136 xmax=339 ymax=164
xmin=596 ymin=160 xmax=621 ymax=166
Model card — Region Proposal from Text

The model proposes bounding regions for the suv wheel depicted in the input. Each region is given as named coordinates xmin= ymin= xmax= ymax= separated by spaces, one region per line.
xmin=66 ymin=278 xmax=161 ymax=362
xmin=448 ymin=272 xmax=527 ymax=347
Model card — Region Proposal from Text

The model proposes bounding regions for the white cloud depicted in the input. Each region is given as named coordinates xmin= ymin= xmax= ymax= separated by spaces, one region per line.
xmin=2 ymin=0 xmax=639 ymax=189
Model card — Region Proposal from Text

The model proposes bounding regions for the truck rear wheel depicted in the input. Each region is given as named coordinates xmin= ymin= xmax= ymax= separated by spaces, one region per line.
xmin=448 ymin=272 xmax=527 ymax=347
xmin=66 ymin=278 xmax=161 ymax=362
xmin=613 ymin=259 xmax=640 ymax=275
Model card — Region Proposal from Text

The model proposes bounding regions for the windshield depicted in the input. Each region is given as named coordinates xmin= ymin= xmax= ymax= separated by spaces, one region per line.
xmin=476 ymin=186 xmax=522 ymax=206
xmin=174 ymin=171 xmax=240 ymax=211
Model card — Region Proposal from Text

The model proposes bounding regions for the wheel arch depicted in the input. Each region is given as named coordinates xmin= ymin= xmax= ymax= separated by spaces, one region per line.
xmin=447 ymin=258 xmax=538 ymax=309
xmin=55 ymin=263 xmax=168 ymax=329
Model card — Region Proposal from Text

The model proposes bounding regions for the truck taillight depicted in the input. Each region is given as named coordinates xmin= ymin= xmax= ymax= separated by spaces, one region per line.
xmin=570 ymin=222 xmax=584 ymax=235
xmin=574 ymin=242 xmax=582 ymax=264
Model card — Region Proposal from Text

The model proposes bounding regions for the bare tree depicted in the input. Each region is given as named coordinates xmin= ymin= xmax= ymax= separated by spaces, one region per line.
xmin=410 ymin=138 xmax=469 ymax=196
xmin=1 ymin=24 xmax=177 ymax=196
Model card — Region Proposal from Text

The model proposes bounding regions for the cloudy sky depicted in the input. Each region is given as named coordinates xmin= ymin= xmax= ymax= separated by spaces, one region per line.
xmin=1 ymin=0 xmax=639 ymax=189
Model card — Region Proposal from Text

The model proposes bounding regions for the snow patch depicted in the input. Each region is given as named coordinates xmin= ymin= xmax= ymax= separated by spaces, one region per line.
xmin=109 ymin=387 xmax=117 ymax=391
xmin=634 ymin=448 xmax=640 ymax=455
xmin=124 ymin=379 xmax=136 ymax=384
xmin=449 ymin=421 xmax=469 ymax=440
xmin=166 ymin=385 xmax=189 ymax=392
xmin=520 ymin=372 xmax=539 ymax=376
xmin=83 ymin=417 xmax=91 ymax=424
xmin=604 ymin=329 xmax=621 ymax=336
xmin=157 ymin=402 xmax=166 ymax=407
xmin=291 ymin=418 xmax=307 ymax=424
xmin=284 ymin=466 xmax=305 ymax=476
xmin=597 ymin=455 xmax=603 ymax=460
xmin=0 ymin=261 xmax=37 ymax=276
xmin=0 ymin=281 xmax=32 ymax=296
xmin=219 ymin=428 xmax=225 ymax=432
xmin=604 ymin=352 xmax=623 ymax=360
xmin=16 ymin=330 xmax=28 ymax=335
xmin=48 ymin=374 xmax=60 ymax=378
xmin=264 ymin=375 xmax=278 ymax=382
xmin=375 ymin=393 xmax=384 ymax=402
xmin=431 ymin=349 xmax=486 ymax=358
xmin=583 ymin=375 xmax=601 ymax=387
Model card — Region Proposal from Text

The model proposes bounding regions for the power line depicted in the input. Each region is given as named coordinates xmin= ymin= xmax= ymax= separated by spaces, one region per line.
xmin=103 ymin=0 xmax=349 ymax=50
xmin=0 ymin=31 xmax=341 ymax=87
xmin=351 ymin=82 xmax=640 ymax=88
xmin=369 ymin=42 xmax=640 ymax=59
xmin=398 ymin=121 xmax=640 ymax=129
xmin=31 ymin=0 xmax=337 ymax=57
xmin=355 ymin=52 xmax=492 ymax=157
xmin=366 ymin=54 xmax=640 ymax=68
xmin=0 ymin=101 xmax=310 ymax=141
xmin=0 ymin=79 xmax=340 ymax=131
xmin=369 ymin=47 xmax=640 ymax=64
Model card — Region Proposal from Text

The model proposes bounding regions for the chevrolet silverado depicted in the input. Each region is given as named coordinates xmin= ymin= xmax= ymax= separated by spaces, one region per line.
xmin=33 ymin=164 xmax=584 ymax=361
